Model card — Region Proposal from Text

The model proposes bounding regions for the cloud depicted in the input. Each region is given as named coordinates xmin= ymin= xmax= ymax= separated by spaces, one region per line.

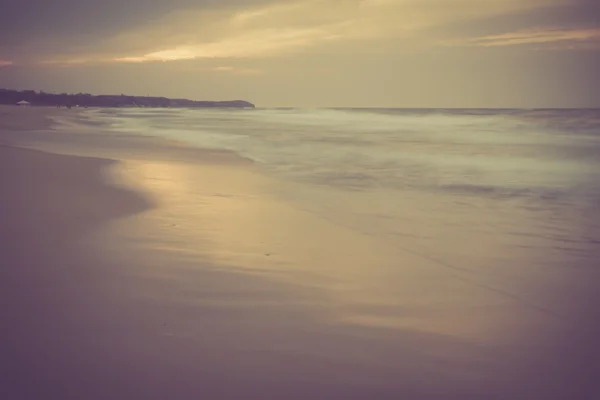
xmin=0 ymin=60 xmax=13 ymax=67
xmin=112 ymin=25 xmax=350 ymax=62
xmin=211 ymin=66 xmax=263 ymax=75
xmin=468 ymin=28 xmax=600 ymax=47
xmin=5 ymin=0 xmax=599 ymax=65
xmin=39 ymin=59 xmax=92 ymax=65
xmin=0 ymin=0 xmax=284 ymax=45
xmin=434 ymin=0 xmax=600 ymax=48
xmin=33 ymin=0 xmax=546 ymax=64
xmin=24 ymin=1 xmax=378 ymax=64
xmin=108 ymin=1 xmax=387 ymax=61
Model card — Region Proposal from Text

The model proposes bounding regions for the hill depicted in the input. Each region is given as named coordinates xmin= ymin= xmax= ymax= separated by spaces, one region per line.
xmin=0 ymin=88 xmax=255 ymax=109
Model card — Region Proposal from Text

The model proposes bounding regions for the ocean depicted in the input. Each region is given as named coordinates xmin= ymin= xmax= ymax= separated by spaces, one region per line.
xmin=28 ymin=106 xmax=600 ymax=398
xmin=72 ymin=107 xmax=600 ymax=197
xmin=53 ymin=107 xmax=600 ymax=317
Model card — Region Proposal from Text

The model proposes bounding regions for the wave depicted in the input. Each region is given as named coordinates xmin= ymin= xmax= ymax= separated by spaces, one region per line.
xmin=54 ymin=107 xmax=600 ymax=205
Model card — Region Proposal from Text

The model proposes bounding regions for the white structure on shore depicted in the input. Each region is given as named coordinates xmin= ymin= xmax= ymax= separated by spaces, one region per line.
xmin=16 ymin=100 xmax=31 ymax=106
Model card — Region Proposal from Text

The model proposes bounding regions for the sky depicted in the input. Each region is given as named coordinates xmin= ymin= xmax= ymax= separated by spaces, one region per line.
xmin=0 ymin=0 xmax=599 ymax=107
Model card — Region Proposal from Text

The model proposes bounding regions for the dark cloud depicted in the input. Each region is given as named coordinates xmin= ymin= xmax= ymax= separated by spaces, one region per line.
xmin=0 ymin=0 xmax=277 ymax=50
xmin=437 ymin=0 xmax=600 ymax=38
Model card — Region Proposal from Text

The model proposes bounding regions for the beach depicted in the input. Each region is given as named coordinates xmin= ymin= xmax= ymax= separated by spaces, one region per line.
xmin=1 ymin=106 xmax=599 ymax=399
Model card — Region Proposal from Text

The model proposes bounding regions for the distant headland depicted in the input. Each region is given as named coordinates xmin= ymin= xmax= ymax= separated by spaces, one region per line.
xmin=0 ymin=88 xmax=255 ymax=109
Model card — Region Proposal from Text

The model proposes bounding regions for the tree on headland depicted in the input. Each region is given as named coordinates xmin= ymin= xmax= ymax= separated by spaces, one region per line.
xmin=0 ymin=88 xmax=255 ymax=109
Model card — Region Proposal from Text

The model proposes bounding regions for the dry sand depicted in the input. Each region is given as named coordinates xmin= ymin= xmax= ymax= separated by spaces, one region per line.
xmin=1 ymin=106 xmax=598 ymax=399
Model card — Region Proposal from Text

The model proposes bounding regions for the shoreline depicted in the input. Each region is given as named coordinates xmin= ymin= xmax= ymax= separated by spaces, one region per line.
xmin=0 ymin=105 xmax=254 ymax=165
xmin=1 ymin=107 xmax=598 ymax=399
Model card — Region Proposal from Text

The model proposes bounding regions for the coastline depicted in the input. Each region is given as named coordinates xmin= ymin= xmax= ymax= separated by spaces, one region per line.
xmin=0 ymin=88 xmax=255 ymax=108
xmin=1 ymin=106 xmax=597 ymax=399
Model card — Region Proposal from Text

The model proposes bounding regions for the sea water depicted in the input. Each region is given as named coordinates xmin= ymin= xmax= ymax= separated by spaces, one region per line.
xmin=44 ymin=106 xmax=600 ymax=397
xmin=76 ymin=107 xmax=600 ymax=197
xmin=57 ymin=107 xmax=600 ymax=314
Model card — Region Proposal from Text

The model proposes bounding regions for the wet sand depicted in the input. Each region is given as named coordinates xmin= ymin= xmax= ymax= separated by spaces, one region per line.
xmin=1 ymin=107 xmax=599 ymax=399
